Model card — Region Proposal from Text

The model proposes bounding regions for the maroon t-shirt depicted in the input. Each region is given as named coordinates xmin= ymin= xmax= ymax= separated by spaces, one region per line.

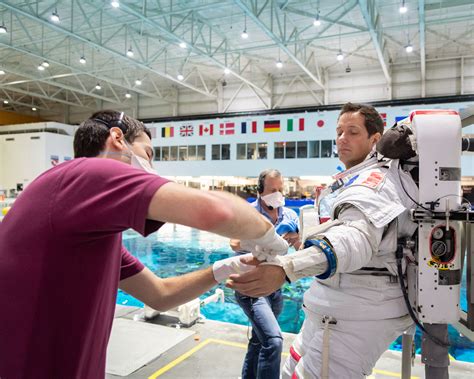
xmin=0 ymin=158 xmax=170 ymax=378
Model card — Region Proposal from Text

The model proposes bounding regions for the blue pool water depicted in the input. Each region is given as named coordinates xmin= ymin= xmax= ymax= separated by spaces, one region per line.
xmin=118 ymin=224 xmax=474 ymax=363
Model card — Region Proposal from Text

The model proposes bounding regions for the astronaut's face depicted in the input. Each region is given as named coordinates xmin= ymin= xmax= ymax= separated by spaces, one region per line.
xmin=336 ymin=112 xmax=381 ymax=169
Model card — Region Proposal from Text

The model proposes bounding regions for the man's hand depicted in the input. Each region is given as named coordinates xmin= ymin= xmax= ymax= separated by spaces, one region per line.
xmin=282 ymin=231 xmax=302 ymax=249
xmin=212 ymin=253 xmax=256 ymax=282
xmin=225 ymin=262 xmax=286 ymax=297
xmin=240 ymin=227 xmax=289 ymax=261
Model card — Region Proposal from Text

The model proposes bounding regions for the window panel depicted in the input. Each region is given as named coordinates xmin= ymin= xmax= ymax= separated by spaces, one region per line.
xmin=188 ymin=145 xmax=197 ymax=161
xmin=321 ymin=140 xmax=332 ymax=158
xmin=161 ymin=146 xmax=170 ymax=161
xmin=247 ymin=143 xmax=256 ymax=160
xmin=179 ymin=146 xmax=188 ymax=161
xmin=285 ymin=141 xmax=296 ymax=159
xmin=212 ymin=144 xmax=220 ymax=160
xmin=154 ymin=147 xmax=161 ymax=161
xmin=221 ymin=144 xmax=230 ymax=160
xmin=170 ymin=146 xmax=178 ymax=161
xmin=197 ymin=145 xmax=206 ymax=160
xmin=297 ymin=141 xmax=308 ymax=158
xmin=258 ymin=143 xmax=267 ymax=159
xmin=309 ymin=141 xmax=320 ymax=158
xmin=274 ymin=142 xmax=285 ymax=159
xmin=237 ymin=143 xmax=246 ymax=160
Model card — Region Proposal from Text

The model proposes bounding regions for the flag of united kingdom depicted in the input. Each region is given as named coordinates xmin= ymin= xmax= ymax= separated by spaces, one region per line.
xmin=180 ymin=125 xmax=194 ymax=137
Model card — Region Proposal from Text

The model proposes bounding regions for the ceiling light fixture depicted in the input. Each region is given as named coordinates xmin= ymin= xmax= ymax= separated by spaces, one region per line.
xmin=111 ymin=0 xmax=120 ymax=8
xmin=336 ymin=51 xmax=344 ymax=61
xmin=405 ymin=43 xmax=413 ymax=53
xmin=135 ymin=79 xmax=142 ymax=86
xmin=241 ymin=14 xmax=248 ymax=39
xmin=399 ymin=1 xmax=408 ymax=14
xmin=0 ymin=24 xmax=7 ymax=34
xmin=3 ymin=100 xmax=9 ymax=104
xmin=41 ymin=61 xmax=50 ymax=68
xmin=79 ymin=56 xmax=86 ymax=64
xmin=313 ymin=12 xmax=321 ymax=27
xmin=224 ymin=68 xmax=230 ymax=75
xmin=177 ymin=73 xmax=184 ymax=81
xmin=37 ymin=64 xmax=45 ymax=71
xmin=276 ymin=59 xmax=283 ymax=69
xmin=32 ymin=107 xmax=37 ymax=111
xmin=125 ymin=93 xmax=131 ymax=99
xmin=50 ymin=10 xmax=60 ymax=23
xmin=95 ymin=83 xmax=102 ymax=90
xmin=0 ymin=70 xmax=5 ymax=75
xmin=126 ymin=47 xmax=134 ymax=57
xmin=179 ymin=42 xmax=187 ymax=49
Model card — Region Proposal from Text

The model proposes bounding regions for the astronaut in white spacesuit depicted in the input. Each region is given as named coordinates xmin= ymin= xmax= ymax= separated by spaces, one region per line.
xmin=227 ymin=102 xmax=418 ymax=378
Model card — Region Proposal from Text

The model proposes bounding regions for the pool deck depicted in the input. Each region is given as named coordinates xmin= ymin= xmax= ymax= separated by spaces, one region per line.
xmin=107 ymin=305 xmax=474 ymax=379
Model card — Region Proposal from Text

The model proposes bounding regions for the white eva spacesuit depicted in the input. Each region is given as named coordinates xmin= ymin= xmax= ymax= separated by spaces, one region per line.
xmin=280 ymin=155 xmax=419 ymax=378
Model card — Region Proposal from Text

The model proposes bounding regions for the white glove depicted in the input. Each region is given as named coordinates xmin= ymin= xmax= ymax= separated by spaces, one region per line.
xmin=212 ymin=253 xmax=256 ymax=282
xmin=240 ymin=227 xmax=289 ymax=261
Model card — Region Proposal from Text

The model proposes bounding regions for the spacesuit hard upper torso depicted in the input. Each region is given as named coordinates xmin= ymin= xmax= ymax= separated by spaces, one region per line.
xmin=303 ymin=158 xmax=418 ymax=321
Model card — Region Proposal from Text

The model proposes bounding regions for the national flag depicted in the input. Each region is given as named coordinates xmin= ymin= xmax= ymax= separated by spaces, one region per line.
xmin=161 ymin=126 xmax=174 ymax=138
xmin=180 ymin=125 xmax=194 ymax=137
xmin=219 ymin=122 xmax=235 ymax=135
xmin=299 ymin=118 xmax=305 ymax=131
xmin=241 ymin=121 xmax=257 ymax=134
xmin=264 ymin=120 xmax=280 ymax=132
xmin=199 ymin=123 xmax=213 ymax=136
xmin=316 ymin=119 xmax=324 ymax=128
xmin=395 ymin=115 xmax=408 ymax=123
xmin=380 ymin=113 xmax=387 ymax=127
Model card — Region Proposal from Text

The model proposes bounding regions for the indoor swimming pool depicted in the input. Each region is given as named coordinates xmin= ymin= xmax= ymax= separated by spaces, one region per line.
xmin=117 ymin=223 xmax=474 ymax=363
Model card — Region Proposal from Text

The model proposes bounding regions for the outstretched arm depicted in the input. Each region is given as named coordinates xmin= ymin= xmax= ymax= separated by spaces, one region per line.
xmin=147 ymin=182 xmax=271 ymax=240
xmin=119 ymin=266 xmax=216 ymax=312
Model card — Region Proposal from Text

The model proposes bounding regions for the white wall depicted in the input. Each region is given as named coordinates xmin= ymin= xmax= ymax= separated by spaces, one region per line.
xmin=0 ymin=131 xmax=73 ymax=193
xmin=148 ymin=101 xmax=474 ymax=179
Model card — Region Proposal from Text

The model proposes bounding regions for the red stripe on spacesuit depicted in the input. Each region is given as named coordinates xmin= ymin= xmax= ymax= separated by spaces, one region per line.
xmin=291 ymin=373 xmax=299 ymax=379
xmin=410 ymin=109 xmax=458 ymax=121
xmin=290 ymin=345 xmax=301 ymax=362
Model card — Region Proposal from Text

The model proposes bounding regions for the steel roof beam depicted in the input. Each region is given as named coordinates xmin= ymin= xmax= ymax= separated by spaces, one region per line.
xmin=358 ymin=0 xmax=391 ymax=85
xmin=234 ymin=0 xmax=325 ymax=91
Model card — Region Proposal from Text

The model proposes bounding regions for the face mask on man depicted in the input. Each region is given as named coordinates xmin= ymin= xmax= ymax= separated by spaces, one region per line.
xmin=261 ymin=191 xmax=285 ymax=210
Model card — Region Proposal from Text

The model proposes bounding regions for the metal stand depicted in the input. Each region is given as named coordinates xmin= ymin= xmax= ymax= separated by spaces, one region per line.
xmin=401 ymin=332 xmax=413 ymax=379
xmin=421 ymin=323 xmax=449 ymax=379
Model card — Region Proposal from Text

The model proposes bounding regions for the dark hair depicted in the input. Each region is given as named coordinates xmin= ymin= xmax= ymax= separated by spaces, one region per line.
xmin=257 ymin=169 xmax=282 ymax=194
xmin=337 ymin=102 xmax=384 ymax=136
xmin=73 ymin=110 xmax=151 ymax=158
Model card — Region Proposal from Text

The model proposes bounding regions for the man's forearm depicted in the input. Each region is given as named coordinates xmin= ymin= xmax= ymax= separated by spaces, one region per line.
xmin=120 ymin=267 xmax=217 ymax=312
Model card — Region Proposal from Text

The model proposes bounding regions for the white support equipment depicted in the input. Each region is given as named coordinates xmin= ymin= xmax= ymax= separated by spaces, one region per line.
xmin=144 ymin=288 xmax=225 ymax=326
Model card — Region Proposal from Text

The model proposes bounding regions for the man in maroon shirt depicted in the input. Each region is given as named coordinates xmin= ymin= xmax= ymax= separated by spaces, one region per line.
xmin=0 ymin=111 xmax=287 ymax=379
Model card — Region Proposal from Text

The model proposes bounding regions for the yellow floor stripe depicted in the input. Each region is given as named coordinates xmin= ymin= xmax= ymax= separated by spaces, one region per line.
xmin=148 ymin=338 xmax=406 ymax=378
xmin=372 ymin=368 xmax=419 ymax=378
xmin=148 ymin=339 xmax=213 ymax=379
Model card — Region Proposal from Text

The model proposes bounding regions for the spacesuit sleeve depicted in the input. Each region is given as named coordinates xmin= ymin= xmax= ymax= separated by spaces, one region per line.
xmin=319 ymin=205 xmax=384 ymax=273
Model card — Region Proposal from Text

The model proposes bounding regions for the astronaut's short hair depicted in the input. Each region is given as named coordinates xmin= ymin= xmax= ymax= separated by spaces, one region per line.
xmin=338 ymin=102 xmax=384 ymax=137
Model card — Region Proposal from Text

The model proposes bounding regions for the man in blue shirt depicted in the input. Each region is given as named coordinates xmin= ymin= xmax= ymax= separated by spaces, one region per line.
xmin=230 ymin=169 xmax=300 ymax=379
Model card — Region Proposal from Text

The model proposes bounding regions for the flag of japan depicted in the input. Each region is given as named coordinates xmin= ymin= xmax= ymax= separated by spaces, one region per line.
xmin=199 ymin=124 xmax=214 ymax=136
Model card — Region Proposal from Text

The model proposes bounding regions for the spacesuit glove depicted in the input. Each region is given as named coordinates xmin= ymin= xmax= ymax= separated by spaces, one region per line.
xmin=240 ymin=227 xmax=289 ymax=261
xmin=212 ymin=253 xmax=256 ymax=283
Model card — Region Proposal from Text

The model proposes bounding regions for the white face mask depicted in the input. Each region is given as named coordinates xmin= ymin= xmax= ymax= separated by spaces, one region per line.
xmin=261 ymin=191 xmax=285 ymax=209
xmin=130 ymin=154 xmax=158 ymax=175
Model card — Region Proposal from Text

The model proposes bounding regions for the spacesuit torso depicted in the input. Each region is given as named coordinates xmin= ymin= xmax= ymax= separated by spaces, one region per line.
xmin=304 ymin=158 xmax=418 ymax=320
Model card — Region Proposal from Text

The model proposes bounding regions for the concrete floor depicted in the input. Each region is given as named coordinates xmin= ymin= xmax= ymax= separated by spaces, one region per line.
xmin=107 ymin=305 xmax=474 ymax=379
